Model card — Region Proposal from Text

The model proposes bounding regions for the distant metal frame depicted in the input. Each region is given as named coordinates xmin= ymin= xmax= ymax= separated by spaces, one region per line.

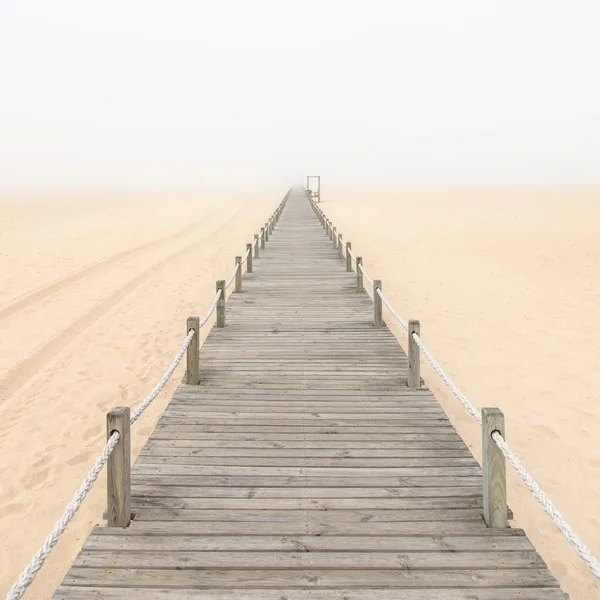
xmin=306 ymin=175 xmax=321 ymax=203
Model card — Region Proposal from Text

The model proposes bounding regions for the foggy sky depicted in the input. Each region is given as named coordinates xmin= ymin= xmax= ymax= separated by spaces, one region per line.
xmin=1 ymin=1 xmax=599 ymax=189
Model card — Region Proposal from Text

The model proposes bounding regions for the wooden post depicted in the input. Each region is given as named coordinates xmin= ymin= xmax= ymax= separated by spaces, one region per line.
xmin=482 ymin=408 xmax=508 ymax=528
xmin=356 ymin=257 xmax=363 ymax=292
xmin=346 ymin=242 xmax=352 ymax=271
xmin=254 ymin=234 xmax=260 ymax=259
xmin=216 ymin=280 xmax=226 ymax=327
xmin=246 ymin=243 xmax=253 ymax=273
xmin=186 ymin=317 xmax=200 ymax=385
xmin=325 ymin=220 xmax=329 ymax=236
xmin=329 ymin=223 xmax=334 ymax=241
xmin=106 ymin=407 xmax=131 ymax=528
xmin=373 ymin=279 xmax=383 ymax=328
xmin=408 ymin=320 xmax=421 ymax=388
xmin=338 ymin=234 xmax=343 ymax=259
xmin=270 ymin=217 xmax=274 ymax=234
xmin=264 ymin=222 xmax=269 ymax=242
xmin=333 ymin=227 xmax=337 ymax=248
xmin=260 ymin=228 xmax=265 ymax=249
xmin=234 ymin=257 xmax=242 ymax=293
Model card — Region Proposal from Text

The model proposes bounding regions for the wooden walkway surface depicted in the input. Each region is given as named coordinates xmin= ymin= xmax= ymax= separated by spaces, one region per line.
xmin=54 ymin=188 xmax=567 ymax=599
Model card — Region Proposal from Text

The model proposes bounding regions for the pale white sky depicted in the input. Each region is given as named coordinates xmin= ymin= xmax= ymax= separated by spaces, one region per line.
xmin=0 ymin=1 xmax=598 ymax=189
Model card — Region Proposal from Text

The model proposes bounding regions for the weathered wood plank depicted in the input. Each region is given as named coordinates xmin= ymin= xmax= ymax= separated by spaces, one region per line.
xmin=61 ymin=568 xmax=562 ymax=589
xmin=54 ymin=588 xmax=569 ymax=600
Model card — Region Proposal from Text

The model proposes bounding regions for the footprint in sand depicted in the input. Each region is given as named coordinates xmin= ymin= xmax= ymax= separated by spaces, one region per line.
xmin=531 ymin=423 xmax=560 ymax=442
xmin=2 ymin=499 xmax=37 ymax=516
xmin=21 ymin=466 xmax=56 ymax=490
xmin=83 ymin=424 xmax=103 ymax=440
xmin=67 ymin=448 xmax=98 ymax=466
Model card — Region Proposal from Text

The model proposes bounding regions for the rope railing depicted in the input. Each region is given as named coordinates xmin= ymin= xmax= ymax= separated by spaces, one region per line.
xmin=224 ymin=261 xmax=240 ymax=289
xmin=241 ymin=247 xmax=251 ymax=264
xmin=376 ymin=287 xmax=409 ymax=331
xmin=305 ymin=189 xmax=600 ymax=582
xmin=358 ymin=262 xmax=374 ymax=287
xmin=6 ymin=192 xmax=291 ymax=600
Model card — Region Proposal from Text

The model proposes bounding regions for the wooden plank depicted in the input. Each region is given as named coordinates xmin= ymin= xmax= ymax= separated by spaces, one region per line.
xmin=82 ymin=533 xmax=534 ymax=552
xmin=74 ymin=550 xmax=545 ymax=569
xmin=130 ymin=485 xmax=482 ymax=498
xmin=54 ymin=588 xmax=569 ymax=599
xmin=129 ymin=508 xmax=484 ymax=522
xmin=131 ymin=475 xmax=483 ymax=488
xmin=132 ymin=497 xmax=484 ymax=510
xmin=61 ymin=568 xmax=562 ymax=589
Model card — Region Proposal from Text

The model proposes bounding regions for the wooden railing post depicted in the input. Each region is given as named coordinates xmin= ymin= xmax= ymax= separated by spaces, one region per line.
xmin=107 ymin=407 xmax=131 ymax=528
xmin=483 ymin=408 xmax=508 ymax=528
xmin=270 ymin=217 xmax=274 ymax=234
xmin=325 ymin=220 xmax=330 ymax=237
xmin=338 ymin=234 xmax=343 ymax=259
xmin=346 ymin=243 xmax=352 ymax=271
xmin=234 ymin=257 xmax=242 ymax=293
xmin=356 ymin=257 xmax=363 ymax=292
xmin=246 ymin=243 xmax=253 ymax=273
xmin=408 ymin=320 xmax=421 ymax=388
xmin=216 ymin=280 xmax=226 ymax=327
xmin=333 ymin=227 xmax=337 ymax=248
xmin=264 ymin=222 xmax=269 ymax=242
xmin=186 ymin=317 xmax=200 ymax=385
xmin=260 ymin=228 xmax=265 ymax=249
xmin=254 ymin=234 xmax=259 ymax=259
xmin=373 ymin=279 xmax=383 ymax=328
xmin=329 ymin=223 xmax=334 ymax=241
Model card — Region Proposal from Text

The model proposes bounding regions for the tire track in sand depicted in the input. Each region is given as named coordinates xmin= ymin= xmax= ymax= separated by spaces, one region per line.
xmin=0 ymin=201 xmax=250 ymax=404
xmin=0 ymin=206 xmax=224 ymax=322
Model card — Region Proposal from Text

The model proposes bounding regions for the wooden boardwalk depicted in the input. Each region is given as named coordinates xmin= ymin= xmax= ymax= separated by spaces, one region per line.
xmin=54 ymin=188 xmax=567 ymax=599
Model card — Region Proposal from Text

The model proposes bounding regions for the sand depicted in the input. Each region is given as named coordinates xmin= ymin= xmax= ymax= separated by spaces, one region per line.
xmin=322 ymin=187 xmax=600 ymax=600
xmin=1 ymin=187 xmax=599 ymax=599
xmin=0 ymin=190 xmax=278 ymax=599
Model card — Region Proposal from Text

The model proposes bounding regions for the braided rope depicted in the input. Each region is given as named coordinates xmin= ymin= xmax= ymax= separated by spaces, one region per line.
xmin=347 ymin=246 xmax=356 ymax=261
xmin=6 ymin=432 xmax=120 ymax=600
xmin=241 ymin=247 xmax=251 ymax=265
xmin=492 ymin=431 xmax=600 ymax=579
xmin=376 ymin=288 xmax=409 ymax=331
xmin=411 ymin=332 xmax=482 ymax=424
xmin=199 ymin=288 xmax=222 ymax=328
xmin=225 ymin=262 xmax=240 ymax=289
xmin=358 ymin=262 xmax=374 ymax=287
xmin=130 ymin=327 xmax=196 ymax=424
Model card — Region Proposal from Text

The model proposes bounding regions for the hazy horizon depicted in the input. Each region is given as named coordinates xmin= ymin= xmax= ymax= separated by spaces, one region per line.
xmin=1 ymin=1 xmax=599 ymax=190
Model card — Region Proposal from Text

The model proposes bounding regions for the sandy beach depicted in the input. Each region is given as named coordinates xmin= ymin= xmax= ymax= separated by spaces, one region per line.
xmin=323 ymin=187 xmax=600 ymax=600
xmin=0 ymin=190 xmax=279 ymax=599
xmin=1 ymin=187 xmax=599 ymax=599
